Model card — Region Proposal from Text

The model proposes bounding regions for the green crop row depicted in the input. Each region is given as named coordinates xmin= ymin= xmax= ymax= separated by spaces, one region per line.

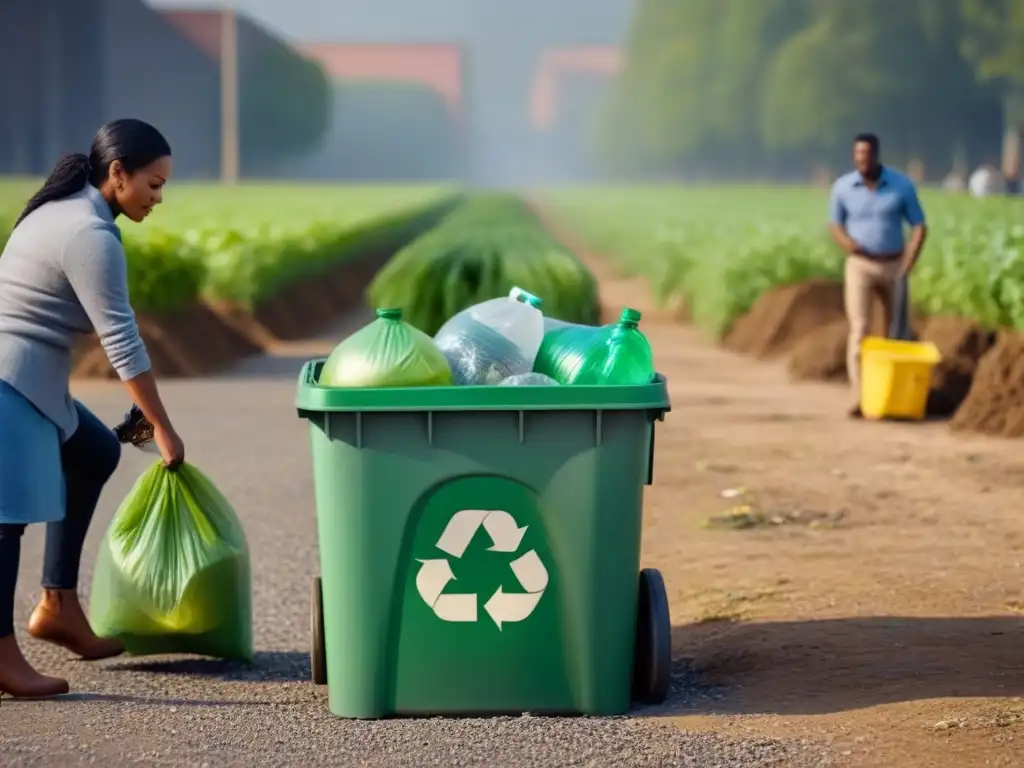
xmin=368 ymin=193 xmax=601 ymax=335
xmin=0 ymin=183 xmax=456 ymax=315
xmin=542 ymin=187 xmax=1024 ymax=334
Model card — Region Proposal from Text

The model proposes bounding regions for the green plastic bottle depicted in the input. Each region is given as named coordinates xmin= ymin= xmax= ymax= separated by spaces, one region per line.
xmin=534 ymin=308 xmax=655 ymax=386
xmin=571 ymin=308 xmax=655 ymax=386
xmin=319 ymin=308 xmax=454 ymax=388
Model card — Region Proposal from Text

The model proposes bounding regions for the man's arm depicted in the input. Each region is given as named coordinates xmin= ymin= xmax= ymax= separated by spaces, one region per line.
xmin=900 ymin=182 xmax=928 ymax=273
xmin=827 ymin=183 xmax=860 ymax=254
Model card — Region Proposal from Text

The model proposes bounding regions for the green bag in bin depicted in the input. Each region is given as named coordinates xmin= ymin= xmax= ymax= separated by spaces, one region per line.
xmin=89 ymin=461 xmax=253 ymax=661
xmin=319 ymin=308 xmax=453 ymax=388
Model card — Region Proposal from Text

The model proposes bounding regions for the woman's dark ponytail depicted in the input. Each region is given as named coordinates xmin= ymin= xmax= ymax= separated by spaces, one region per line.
xmin=14 ymin=153 xmax=93 ymax=228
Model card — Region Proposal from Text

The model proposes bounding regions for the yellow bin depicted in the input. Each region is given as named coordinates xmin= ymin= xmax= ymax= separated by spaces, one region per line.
xmin=859 ymin=337 xmax=942 ymax=420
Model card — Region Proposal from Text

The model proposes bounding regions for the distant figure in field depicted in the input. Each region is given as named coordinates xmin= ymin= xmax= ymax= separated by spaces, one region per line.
xmin=827 ymin=133 xmax=928 ymax=419
xmin=942 ymin=172 xmax=967 ymax=193
xmin=968 ymin=164 xmax=1006 ymax=198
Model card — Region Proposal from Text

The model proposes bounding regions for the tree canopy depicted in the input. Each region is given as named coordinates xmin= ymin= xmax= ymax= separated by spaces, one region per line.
xmin=597 ymin=0 xmax=1016 ymax=178
xmin=240 ymin=40 xmax=331 ymax=173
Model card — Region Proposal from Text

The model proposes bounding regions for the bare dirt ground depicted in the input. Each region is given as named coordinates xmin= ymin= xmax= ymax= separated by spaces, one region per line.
xmin=589 ymin=257 xmax=1024 ymax=767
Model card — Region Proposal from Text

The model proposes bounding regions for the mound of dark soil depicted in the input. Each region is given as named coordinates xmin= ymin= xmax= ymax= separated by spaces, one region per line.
xmin=786 ymin=302 xmax=894 ymax=382
xmin=73 ymin=302 xmax=262 ymax=379
xmin=786 ymin=314 xmax=992 ymax=416
xmin=252 ymin=252 xmax=388 ymax=342
xmin=71 ymin=252 xmax=389 ymax=379
xmin=920 ymin=317 xmax=997 ymax=417
xmin=724 ymin=279 xmax=846 ymax=358
xmin=950 ymin=332 xmax=1024 ymax=437
xmin=787 ymin=320 xmax=850 ymax=382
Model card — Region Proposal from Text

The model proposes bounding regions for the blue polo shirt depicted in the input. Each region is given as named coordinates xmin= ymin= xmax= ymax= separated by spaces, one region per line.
xmin=828 ymin=167 xmax=926 ymax=256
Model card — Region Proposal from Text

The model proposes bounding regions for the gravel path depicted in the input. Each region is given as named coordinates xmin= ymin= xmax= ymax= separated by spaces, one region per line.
xmin=3 ymin=318 xmax=833 ymax=768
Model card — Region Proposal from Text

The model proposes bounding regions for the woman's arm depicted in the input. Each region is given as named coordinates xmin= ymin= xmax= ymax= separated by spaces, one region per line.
xmin=122 ymin=371 xmax=185 ymax=468
xmin=62 ymin=223 xmax=185 ymax=466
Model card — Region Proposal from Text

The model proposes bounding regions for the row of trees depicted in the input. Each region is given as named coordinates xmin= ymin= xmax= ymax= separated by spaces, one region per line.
xmin=595 ymin=0 xmax=1024 ymax=180
xmin=241 ymin=37 xmax=331 ymax=173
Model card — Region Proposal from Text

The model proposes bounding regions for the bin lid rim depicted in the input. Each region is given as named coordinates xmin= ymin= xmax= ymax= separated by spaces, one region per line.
xmin=295 ymin=359 xmax=671 ymax=413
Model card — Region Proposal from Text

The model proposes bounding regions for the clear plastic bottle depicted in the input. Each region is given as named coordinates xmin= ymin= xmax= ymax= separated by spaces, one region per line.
xmin=542 ymin=316 xmax=586 ymax=335
xmin=434 ymin=288 xmax=545 ymax=385
xmin=572 ymin=308 xmax=655 ymax=385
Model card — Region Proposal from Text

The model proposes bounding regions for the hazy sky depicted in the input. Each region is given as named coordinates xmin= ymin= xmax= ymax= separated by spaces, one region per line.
xmin=144 ymin=0 xmax=631 ymax=45
xmin=145 ymin=0 xmax=476 ymax=42
xmin=143 ymin=0 xmax=633 ymax=184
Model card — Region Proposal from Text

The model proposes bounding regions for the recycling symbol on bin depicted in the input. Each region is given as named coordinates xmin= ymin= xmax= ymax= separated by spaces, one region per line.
xmin=415 ymin=509 xmax=548 ymax=630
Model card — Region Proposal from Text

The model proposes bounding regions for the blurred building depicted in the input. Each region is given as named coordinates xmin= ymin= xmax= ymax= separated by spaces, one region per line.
xmin=291 ymin=44 xmax=467 ymax=181
xmin=0 ymin=0 xmax=323 ymax=179
xmin=0 ymin=0 xmax=221 ymax=177
xmin=530 ymin=47 xmax=619 ymax=181
xmin=300 ymin=43 xmax=465 ymax=118
xmin=0 ymin=0 xmax=627 ymax=183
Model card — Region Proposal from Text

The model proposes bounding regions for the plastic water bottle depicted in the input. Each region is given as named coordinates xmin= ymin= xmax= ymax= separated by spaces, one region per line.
xmin=434 ymin=288 xmax=545 ymax=385
xmin=542 ymin=316 xmax=584 ymax=335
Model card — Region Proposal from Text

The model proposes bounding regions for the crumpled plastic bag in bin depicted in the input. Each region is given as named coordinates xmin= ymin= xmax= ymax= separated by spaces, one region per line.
xmin=435 ymin=316 xmax=531 ymax=385
xmin=89 ymin=458 xmax=253 ymax=662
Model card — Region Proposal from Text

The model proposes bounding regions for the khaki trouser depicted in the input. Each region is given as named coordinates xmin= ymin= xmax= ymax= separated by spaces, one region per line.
xmin=845 ymin=255 xmax=901 ymax=404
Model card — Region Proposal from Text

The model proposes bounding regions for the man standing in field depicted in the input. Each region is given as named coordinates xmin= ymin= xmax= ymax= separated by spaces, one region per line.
xmin=828 ymin=133 xmax=928 ymax=418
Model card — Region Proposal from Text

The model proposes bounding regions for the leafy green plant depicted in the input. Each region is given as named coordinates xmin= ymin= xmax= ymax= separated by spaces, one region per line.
xmin=0 ymin=183 xmax=456 ymax=315
xmin=543 ymin=186 xmax=1024 ymax=334
xmin=368 ymin=194 xmax=601 ymax=335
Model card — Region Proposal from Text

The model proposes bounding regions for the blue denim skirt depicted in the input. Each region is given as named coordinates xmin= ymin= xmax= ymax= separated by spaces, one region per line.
xmin=0 ymin=380 xmax=65 ymax=525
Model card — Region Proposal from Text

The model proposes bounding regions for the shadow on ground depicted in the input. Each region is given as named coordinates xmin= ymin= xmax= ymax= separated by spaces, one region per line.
xmin=1 ymin=693 xmax=256 ymax=707
xmin=646 ymin=615 xmax=1024 ymax=717
xmin=105 ymin=650 xmax=310 ymax=683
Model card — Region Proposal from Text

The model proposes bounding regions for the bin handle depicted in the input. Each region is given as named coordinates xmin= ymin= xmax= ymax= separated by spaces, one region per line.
xmin=645 ymin=409 xmax=667 ymax=486
xmin=646 ymin=423 xmax=656 ymax=485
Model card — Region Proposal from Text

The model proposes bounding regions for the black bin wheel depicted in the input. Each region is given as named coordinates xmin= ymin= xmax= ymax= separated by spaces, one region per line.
xmin=632 ymin=568 xmax=671 ymax=704
xmin=311 ymin=576 xmax=327 ymax=685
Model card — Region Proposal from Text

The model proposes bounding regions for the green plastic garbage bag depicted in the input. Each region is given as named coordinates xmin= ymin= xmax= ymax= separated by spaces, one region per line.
xmin=319 ymin=308 xmax=454 ymax=388
xmin=89 ymin=461 xmax=253 ymax=661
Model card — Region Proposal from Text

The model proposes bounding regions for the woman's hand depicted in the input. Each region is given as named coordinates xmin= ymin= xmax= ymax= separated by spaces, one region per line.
xmin=122 ymin=371 xmax=183 ymax=469
xmin=154 ymin=424 xmax=185 ymax=470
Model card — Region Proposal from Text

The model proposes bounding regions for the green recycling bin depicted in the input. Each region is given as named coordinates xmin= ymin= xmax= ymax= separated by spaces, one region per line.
xmin=296 ymin=360 xmax=672 ymax=718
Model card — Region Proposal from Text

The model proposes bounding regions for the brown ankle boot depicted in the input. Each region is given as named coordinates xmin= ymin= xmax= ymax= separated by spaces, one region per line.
xmin=28 ymin=589 xmax=124 ymax=661
xmin=0 ymin=633 xmax=69 ymax=699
